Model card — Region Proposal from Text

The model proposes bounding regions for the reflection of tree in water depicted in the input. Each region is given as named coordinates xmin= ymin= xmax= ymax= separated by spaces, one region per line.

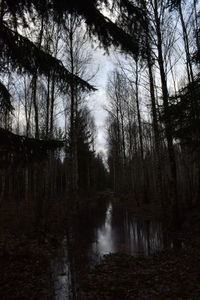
xmin=111 ymin=204 xmax=163 ymax=255
xmin=74 ymin=201 xmax=108 ymax=243
xmin=73 ymin=201 xmax=164 ymax=260
xmin=70 ymin=200 xmax=109 ymax=281
xmin=67 ymin=201 xmax=165 ymax=293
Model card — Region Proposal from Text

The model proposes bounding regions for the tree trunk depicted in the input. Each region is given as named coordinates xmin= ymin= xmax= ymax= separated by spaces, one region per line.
xmin=135 ymin=58 xmax=144 ymax=160
xmin=50 ymin=72 xmax=55 ymax=137
xmin=45 ymin=73 xmax=50 ymax=138
xmin=178 ymin=2 xmax=194 ymax=83
xmin=143 ymin=1 xmax=163 ymax=206
xmin=147 ymin=54 xmax=163 ymax=204
xmin=32 ymin=14 xmax=44 ymax=139
xmin=154 ymin=0 xmax=179 ymax=225
xmin=32 ymin=74 xmax=39 ymax=139
xmin=69 ymin=16 xmax=79 ymax=202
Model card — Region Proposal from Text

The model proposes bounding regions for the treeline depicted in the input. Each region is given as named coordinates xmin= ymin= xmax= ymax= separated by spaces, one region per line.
xmin=106 ymin=0 xmax=200 ymax=224
xmin=0 ymin=5 xmax=109 ymax=226
xmin=0 ymin=0 xmax=200 ymax=227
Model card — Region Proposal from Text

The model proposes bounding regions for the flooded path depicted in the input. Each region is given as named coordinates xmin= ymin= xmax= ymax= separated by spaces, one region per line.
xmin=90 ymin=203 xmax=163 ymax=258
xmin=53 ymin=201 xmax=163 ymax=299
xmin=51 ymin=237 xmax=73 ymax=300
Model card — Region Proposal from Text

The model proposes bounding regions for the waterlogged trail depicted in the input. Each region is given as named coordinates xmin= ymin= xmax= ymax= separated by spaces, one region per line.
xmin=90 ymin=202 xmax=163 ymax=259
xmin=52 ymin=201 xmax=163 ymax=299
xmin=51 ymin=237 xmax=72 ymax=300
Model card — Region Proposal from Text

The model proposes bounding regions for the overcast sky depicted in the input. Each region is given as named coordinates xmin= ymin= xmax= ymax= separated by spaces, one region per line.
xmin=87 ymin=48 xmax=116 ymax=156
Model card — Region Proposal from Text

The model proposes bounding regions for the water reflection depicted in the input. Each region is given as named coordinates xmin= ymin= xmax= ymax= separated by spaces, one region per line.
xmin=53 ymin=202 xmax=164 ymax=299
xmin=92 ymin=203 xmax=114 ymax=255
xmin=52 ymin=237 xmax=72 ymax=300
xmin=90 ymin=202 xmax=163 ymax=260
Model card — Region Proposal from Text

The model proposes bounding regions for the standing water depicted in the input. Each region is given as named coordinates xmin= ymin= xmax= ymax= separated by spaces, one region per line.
xmin=52 ymin=202 xmax=163 ymax=299
xmin=90 ymin=202 xmax=163 ymax=261
xmin=51 ymin=237 xmax=73 ymax=299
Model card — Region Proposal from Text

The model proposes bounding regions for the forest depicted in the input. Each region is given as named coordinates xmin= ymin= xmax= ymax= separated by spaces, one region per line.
xmin=0 ymin=0 xmax=200 ymax=299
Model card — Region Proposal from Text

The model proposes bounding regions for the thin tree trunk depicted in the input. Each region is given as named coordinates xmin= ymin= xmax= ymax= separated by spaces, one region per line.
xmin=50 ymin=72 xmax=55 ymax=137
xmin=178 ymin=2 xmax=194 ymax=83
xmin=32 ymin=74 xmax=39 ymax=138
xmin=24 ymin=77 xmax=32 ymax=137
xmin=154 ymin=0 xmax=179 ymax=225
xmin=135 ymin=58 xmax=148 ymax=202
xmin=147 ymin=55 xmax=163 ymax=202
xmin=45 ymin=74 xmax=50 ymax=138
xmin=69 ymin=16 xmax=78 ymax=202
xmin=143 ymin=1 xmax=163 ymax=206
xmin=32 ymin=14 xmax=44 ymax=139
xmin=135 ymin=58 xmax=144 ymax=160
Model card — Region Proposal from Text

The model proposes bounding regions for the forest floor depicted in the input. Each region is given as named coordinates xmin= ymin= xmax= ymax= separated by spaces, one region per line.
xmin=1 ymin=194 xmax=200 ymax=300
xmin=0 ymin=191 xmax=109 ymax=300
xmin=0 ymin=231 xmax=59 ymax=300
xmin=79 ymin=247 xmax=200 ymax=299
xmin=0 ymin=198 xmax=65 ymax=300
